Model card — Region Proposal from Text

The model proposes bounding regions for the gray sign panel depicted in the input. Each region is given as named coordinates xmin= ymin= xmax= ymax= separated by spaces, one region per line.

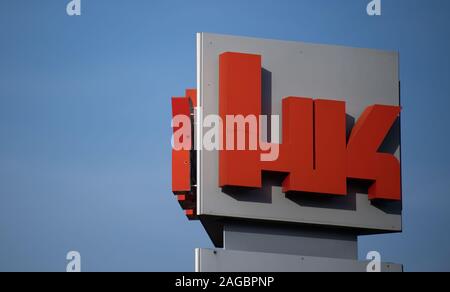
xmin=195 ymin=248 xmax=403 ymax=272
xmin=196 ymin=33 xmax=401 ymax=233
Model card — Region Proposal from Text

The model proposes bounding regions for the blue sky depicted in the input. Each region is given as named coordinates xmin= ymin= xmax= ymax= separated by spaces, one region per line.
xmin=0 ymin=0 xmax=449 ymax=271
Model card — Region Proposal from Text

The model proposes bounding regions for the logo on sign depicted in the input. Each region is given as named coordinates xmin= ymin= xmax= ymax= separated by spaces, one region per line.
xmin=171 ymin=52 xmax=401 ymax=202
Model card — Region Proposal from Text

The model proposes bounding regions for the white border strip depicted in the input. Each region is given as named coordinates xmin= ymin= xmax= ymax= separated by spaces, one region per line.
xmin=196 ymin=33 xmax=203 ymax=215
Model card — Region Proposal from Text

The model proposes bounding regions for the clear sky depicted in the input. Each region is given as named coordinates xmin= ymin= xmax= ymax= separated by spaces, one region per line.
xmin=0 ymin=0 xmax=449 ymax=271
